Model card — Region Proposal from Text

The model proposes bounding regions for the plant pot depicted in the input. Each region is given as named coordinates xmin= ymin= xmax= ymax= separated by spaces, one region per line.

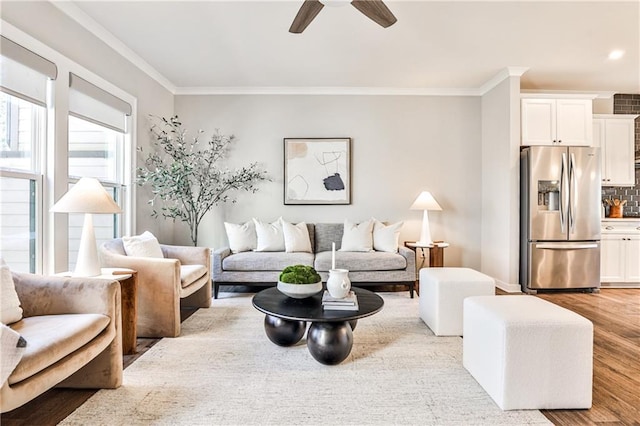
xmin=277 ymin=281 xmax=323 ymax=299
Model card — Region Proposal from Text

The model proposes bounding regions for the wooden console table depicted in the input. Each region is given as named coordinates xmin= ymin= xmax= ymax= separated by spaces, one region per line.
xmin=404 ymin=241 xmax=449 ymax=295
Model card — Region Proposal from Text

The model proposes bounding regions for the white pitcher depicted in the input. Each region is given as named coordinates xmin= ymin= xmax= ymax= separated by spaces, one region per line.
xmin=327 ymin=269 xmax=351 ymax=299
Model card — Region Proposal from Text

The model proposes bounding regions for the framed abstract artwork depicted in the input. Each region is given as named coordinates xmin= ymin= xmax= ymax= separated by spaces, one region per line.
xmin=284 ymin=138 xmax=351 ymax=205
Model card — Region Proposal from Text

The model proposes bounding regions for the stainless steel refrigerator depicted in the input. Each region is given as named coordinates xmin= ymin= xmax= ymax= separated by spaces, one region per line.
xmin=520 ymin=146 xmax=601 ymax=292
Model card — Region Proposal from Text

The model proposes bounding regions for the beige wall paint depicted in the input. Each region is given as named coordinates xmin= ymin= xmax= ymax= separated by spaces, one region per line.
xmin=1 ymin=1 xmax=175 ymax=244
xmin=175 ymin=95 xmax=483 ymax=269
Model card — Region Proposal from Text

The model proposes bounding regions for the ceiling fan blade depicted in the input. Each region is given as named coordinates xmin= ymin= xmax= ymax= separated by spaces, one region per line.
xmin=351 ymin=0 xmax=397 ymax=28
xmin=289 ymin=0 xmax=325 ymax=33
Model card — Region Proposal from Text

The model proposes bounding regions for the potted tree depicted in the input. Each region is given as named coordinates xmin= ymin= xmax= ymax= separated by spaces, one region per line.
xmin=137 ymin=115 xmax=269 ymax=246
xmin=277 ymin=265 xmax=323 ymax=299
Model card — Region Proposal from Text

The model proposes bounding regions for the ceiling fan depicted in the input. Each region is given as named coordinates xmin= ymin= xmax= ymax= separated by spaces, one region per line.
xmin=289 ymin=0 xmax=397 ymax=33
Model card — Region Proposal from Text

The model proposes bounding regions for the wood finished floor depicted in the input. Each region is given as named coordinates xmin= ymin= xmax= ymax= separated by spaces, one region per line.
xmin=2 ymin=287 xmax=639 ymax=425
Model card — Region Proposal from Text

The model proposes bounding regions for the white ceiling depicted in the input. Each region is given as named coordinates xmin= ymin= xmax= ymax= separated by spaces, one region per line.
xmin=58 ymin=1 xmax=639 ymax=95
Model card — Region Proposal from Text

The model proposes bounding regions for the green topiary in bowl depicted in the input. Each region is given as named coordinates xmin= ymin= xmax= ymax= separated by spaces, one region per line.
xmin=277 ymin=265 xmax=322 ymax=299
xmin=279 ymin=265 xmax=321 ymax=284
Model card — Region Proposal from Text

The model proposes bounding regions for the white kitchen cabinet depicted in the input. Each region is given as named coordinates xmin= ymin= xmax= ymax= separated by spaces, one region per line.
xmin=626 ymin=234 xmax=640 ymax=282
xmin=600 ymin=234 xmax=627 ymax=282
xmin=593 ymin=115 xmax=638 ymax=187
xmin=601 ymin=220 xmax=640 ymax=286
xmin=521 ymin=97 xmax=593 ymax=146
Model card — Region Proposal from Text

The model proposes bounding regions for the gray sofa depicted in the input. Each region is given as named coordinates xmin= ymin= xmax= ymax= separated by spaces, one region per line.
xmin=212 ymin=223 xmax=416 ymax=298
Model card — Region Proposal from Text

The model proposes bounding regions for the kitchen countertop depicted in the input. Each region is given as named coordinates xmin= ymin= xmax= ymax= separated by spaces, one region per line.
xmin=602 ymin=218 xmax=640 ymax=222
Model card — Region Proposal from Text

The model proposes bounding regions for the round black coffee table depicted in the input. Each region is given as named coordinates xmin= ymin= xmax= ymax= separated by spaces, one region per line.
xmin=252 ymin=287 xmax=384 ymax=365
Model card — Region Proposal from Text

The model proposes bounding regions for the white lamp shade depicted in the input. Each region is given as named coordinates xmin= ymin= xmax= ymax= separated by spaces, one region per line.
xmin=51 ymin=177 xmax=122 ymax=213
xmin=410 ymin=191 xmax=442 ymax=211
xmin=51 ymin=177 xmax=121 ymax=277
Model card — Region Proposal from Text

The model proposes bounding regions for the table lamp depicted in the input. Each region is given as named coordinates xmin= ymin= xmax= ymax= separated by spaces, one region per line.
xmin=410 ymin=191 xmax=442 ymax=246
xmin=51 ymin=177 xmax=122 ymax=276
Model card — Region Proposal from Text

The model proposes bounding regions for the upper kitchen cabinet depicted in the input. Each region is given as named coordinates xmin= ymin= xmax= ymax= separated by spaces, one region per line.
xmin=521 ymin=96 xmax=594 ymax=146
xmin=593 ymin=114 xmax=638 ymax=187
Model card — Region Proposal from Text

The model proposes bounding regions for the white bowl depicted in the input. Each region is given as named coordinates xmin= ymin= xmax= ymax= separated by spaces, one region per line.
xmin=277 ymin=281 xmax=323 ymax=299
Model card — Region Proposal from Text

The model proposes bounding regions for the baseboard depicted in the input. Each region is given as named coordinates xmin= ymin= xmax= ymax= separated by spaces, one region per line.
xmin=495 ymin=279 xmax=522 ymax=293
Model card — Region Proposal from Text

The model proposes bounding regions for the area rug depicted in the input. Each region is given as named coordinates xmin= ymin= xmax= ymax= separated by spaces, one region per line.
xmin=61 ymin=292 xmax=551 ymax=425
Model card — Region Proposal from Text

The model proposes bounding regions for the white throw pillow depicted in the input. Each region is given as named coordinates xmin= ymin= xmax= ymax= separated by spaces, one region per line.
xmin=224 ymin=221 xmax=257 ymax=253
xmin=122 ymin=231 xmax=164 ymax=258
xmin=282 ymin=220 xmax=312 ymax=253
xmin=253 ymin=218 xmax=286 ymax=252
xmin=373 ymin=219 xmax=404 ymax=253
xmin=339 ymin=219 xmax=374 ymax=252
xmin=0 ymin=258 xmax=23 ymax=324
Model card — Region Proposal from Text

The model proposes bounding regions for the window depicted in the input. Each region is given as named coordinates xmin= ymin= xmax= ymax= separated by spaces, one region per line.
xmin=0 ymin=35 xmax=52 ymax=273
xmin=66 ymin=74 xmax=131 ymax=271
xmin=0 ymin=33 xmax=135 ymax=275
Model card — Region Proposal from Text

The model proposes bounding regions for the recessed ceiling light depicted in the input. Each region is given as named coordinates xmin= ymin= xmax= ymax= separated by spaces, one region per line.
xmin=608 ymin=50 xmax=625 ymax=60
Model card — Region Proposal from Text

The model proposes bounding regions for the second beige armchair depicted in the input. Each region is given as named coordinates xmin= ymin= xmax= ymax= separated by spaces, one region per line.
xmin=99 ymin=239 xmax=211 ymax=338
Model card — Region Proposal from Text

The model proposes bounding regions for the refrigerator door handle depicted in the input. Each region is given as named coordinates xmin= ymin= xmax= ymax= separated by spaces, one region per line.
xmin=560 ymin=152 xmax=567 ymax=232
xmin=569 ymin=152 xmax=577 ymax=234
xmin=536 ymin=243 xmax=599 ymax=250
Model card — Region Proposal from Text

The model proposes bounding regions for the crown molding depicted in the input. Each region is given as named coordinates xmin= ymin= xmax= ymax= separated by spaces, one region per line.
xmin=520 ymin=89 xmax=616 ymax=99
xmin=50 ymin=0 xmax=176 ymax=94
xmin=174 ymin=86 xmax=482 ymax=96
xmin=478 ymin=67 xmax=529 ymax=95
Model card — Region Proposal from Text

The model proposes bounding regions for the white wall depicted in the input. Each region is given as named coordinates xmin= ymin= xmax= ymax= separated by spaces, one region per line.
xmin=480 ymin=77 xmax=522 ymax=291
xmin=0 ymin=1 xmax=175 ymax=247
xmin=175 ymin=95 xmax=483 ymax=269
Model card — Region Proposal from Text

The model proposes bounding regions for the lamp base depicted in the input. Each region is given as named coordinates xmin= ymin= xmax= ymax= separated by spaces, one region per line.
xmin=73 ymin=213 xmax=102 ymax=277
xmin=417 ymin=210 xmax=435 ymax=247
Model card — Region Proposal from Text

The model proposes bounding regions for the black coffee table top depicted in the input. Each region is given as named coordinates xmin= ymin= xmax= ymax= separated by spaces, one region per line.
xmin=252 ymin=287 xmax=384 ymax=322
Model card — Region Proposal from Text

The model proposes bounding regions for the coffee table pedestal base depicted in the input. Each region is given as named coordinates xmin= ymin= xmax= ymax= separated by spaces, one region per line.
xmin=307 ymin=321 xmax=353 ymax=365
xmin=264 ymin=315 xmax=306 ymax=346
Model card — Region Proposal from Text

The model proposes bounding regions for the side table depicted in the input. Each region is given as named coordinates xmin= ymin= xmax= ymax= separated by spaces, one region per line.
xmin=404 ymin=241 xmax=449 ymax=295
xmin=55 ymin=268 xmax=138 ymax=355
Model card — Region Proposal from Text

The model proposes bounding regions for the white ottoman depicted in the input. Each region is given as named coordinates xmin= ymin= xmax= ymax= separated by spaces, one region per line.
xmin=463 ymin=295 xmax=593 ymax=410
xmin=419 ymin=267 xmax=495 ymax=336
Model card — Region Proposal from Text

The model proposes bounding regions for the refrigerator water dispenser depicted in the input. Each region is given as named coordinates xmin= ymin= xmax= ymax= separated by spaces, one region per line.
xmin=538 ymin=180 xmax=559 ymax=211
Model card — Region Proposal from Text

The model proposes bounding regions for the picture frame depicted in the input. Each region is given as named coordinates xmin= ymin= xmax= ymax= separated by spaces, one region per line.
xmin=284 ymin=138 xmax=351 ymax=205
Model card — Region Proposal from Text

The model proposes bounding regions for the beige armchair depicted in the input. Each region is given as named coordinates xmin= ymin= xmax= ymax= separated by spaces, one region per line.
xmin=99 ymin=239 xmax=211 ymax=338
xmin=1 ymin=273 xmax=122 ymax=413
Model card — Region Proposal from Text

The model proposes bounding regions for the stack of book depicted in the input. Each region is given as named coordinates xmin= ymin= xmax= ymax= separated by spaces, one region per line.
xmin=321 ymin=290 xmax=358 ymax=311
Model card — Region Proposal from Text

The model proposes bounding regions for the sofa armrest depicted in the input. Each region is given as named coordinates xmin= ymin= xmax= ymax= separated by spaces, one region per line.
xmin=11 ymin=273 xmax=120 ymax=319
xmin=398 ymin=246 xmax=417 ymax=280
xmin=212 ymin=247 xmax=231 ymax=278
xmin=161 ymin=244 xmax=210 ymax=268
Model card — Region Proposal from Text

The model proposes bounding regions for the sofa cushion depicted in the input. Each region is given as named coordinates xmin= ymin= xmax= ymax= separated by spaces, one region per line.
xmin=340 ymin=219 xmax=374 ymax=252
xmin=223 ymin=252 xmax=314 ymax=272
xmin=122 ymin=231 xmax=164 ymax=258
xmin=253 ymin=218 xmax=285 ymax=252
xmin=315 ymin=251 xmax=407 ymax=272
xmin=315 ymin=223 xmax=344 ymax=253
xmin=180 ymin=265 xmax=207 ymax=288
xmin=373 ymin=219 xmax=403 ymax=253
xmin=7 ymin=313 xmax=110 ymax=385
xmin=282 ymin=220 xmax=312 ymax=253
xmin=224 ymin=221 xmax=256 ymax=253
xmin=1 ymin=260 xmax=23 ymax=324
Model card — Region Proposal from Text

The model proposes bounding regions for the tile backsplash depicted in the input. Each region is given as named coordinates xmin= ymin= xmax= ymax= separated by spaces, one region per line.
xmin=601 ymin=94 xmax=640 ymax=217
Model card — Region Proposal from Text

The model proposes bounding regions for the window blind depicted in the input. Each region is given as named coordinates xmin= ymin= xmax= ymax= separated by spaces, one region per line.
xmin=69 ymin=73 xmax=132 ymax=133
xmin=0 ymin=36 xmax=57 ymax=106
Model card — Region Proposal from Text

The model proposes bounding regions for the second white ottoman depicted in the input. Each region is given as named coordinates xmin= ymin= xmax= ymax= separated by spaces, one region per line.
xmin=419 ymin=267 xmax=495 ymax=336
xmin=463 ymin=295 xmax=593 ymax=410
